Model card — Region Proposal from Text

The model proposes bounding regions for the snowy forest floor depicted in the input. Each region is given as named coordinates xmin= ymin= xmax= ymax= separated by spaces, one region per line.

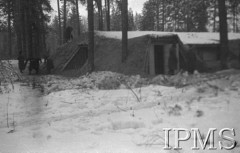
xmin=0 ymin=60 xmax=240 ymax=153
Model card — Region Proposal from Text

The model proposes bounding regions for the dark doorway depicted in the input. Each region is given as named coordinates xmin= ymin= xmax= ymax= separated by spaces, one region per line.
xmin=154 ymin=45 xmax=164 ymax=74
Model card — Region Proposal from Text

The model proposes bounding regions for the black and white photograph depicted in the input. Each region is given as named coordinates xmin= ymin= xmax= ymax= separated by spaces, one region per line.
xmin=0 ymin=0 xmax=240 ymax=152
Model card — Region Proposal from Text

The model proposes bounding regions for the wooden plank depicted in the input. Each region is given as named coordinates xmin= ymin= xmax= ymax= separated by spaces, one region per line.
xmin=61 ymin=46 xmax=80 ymax=71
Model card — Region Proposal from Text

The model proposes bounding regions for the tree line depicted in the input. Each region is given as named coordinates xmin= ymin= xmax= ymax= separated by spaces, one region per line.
xmin=137 ymin=0 xmax=240 ymax=32
xmin=0 ymin=0 xmax=237 ymax=70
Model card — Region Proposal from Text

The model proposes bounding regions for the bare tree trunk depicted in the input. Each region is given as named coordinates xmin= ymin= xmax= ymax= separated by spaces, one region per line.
xmin=162 ymin=0 xmax=165 ymax=31
xmin=173 ymin=0 xmax=176 ymax=31
xmin=63 ymin=0 xmax=67 ymax=43
xmin=156 ymin=0 xmax=160 ymax=31
xmin=233 ymin=7 xmax=236 ymax=32
xmin=96 ymin=0 xmax=103 ymax=31
xmin=100 ymin=1 xmax=103 ymax=31
xmin=7 ymin=0 xmax=12 ymax=58
xmin=42 ymin=28 xmax=47 ymax=55
xmin=105 ymin=0 xmax=107 ymax=30
xmin=26 ymin=1 xmax=33 ymax=58
xmin=88 ymin=0 xmax=94 ymax=71
xmin=38 ymin=2 xmax=47 ymax=57
xmin=183 ymin=0 xmax=187 ymax=31
xmin=186 ymin=0 xmax=190 ymax=32
xmin=122 ymin=0 xmax=128 ymax=62
xmin=76 ymin=0 xmax=81 ymax=37
xmin=14 ymin=0 xmax=23 ymax=56
xmin=235 ymin=7 xmax=238 ymax=32
xmin=236 ymin=7 xmax=239 ymax=32
xmin=35 ymin=12 xmax=41 ymax=58
xmin=176 ymin=0 xmax=180 ymax=31
xmin=105 ymin=0 xmax=110 ymax=31
xmin=22 ymin=8 xmax=27 ymax=57
xmin=57 ymin=0 xmax=62 ymax=44
xmin=213 ymin=0 xmax=217 ymax=32
xmin=218 ymin=0 xmax=229 ymax=69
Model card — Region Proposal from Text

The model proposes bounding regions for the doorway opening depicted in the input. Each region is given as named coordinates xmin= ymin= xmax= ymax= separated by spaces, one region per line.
xmin=154 ymin=45 xmax=164 ymax=74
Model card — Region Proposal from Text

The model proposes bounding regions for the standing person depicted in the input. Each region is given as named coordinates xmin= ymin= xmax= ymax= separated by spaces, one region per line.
xmin=168 ymin=44 xmax=178 ymax=75
xmin=17 ymin=51 xmax=25 ymax=73
xmin=46 ymin=56 xmax=54 ymax=74
xmin=27 ymin=58 xmax=42 ymax=75
xmin=44 ymin=48 xmax=50 ymax=64
xmin=64 ymin=26 xmax=73 ymax=42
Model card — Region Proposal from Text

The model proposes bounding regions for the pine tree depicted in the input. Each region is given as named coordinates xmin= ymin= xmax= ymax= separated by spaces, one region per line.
xmin=128 ymin=8 xmax=135 ymax=31
xmin=134 ymin=13 xmax=142 ymax=30
xmin=218 ymin=0 xmax=229 ymax=68
xmin=228 ymin=0 xmax=240 ymax=32
xmin=11 ymin=0 xmax=52 ymax=58
xmin=105 ymin=0 xmax=110 ymax=31
xmin=75 ymin=0 xmax=81 ymax=36
xmin=88 ymin=0 xmax=94 ymax=71
xmin=122 ymin=0 xmax=128 ymax=62
xmin=7 ymin=0 xmax=12 ymax=58
xmin=63 ymin=0 xmax=67 ymax=43
xmin=208 ymin=0 xmax=218 ymax=32
xmin=0 ymin=0 xmax=14 ymax=57
xmin=140 ymin=0 xmax=155 ymax=31
xmin=57 ymin=0 xmax=62 ymax=44
xmin=111 ymin=0 xmax=122 ymax=31
xmin=95 ymin=0 xmax=103 ymax=30
xmin=140 ymin=0 xmax=209 ymax=32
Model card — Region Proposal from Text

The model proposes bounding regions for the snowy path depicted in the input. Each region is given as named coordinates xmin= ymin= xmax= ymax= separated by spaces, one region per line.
xmin=0 ymin=73 xmax=240 ymax=153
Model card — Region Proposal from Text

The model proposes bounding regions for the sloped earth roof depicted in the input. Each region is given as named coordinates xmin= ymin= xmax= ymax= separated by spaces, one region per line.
xmin=96 ymin=31 xmax=240 ymax=45
xmin=45 ymin=41 xmax=81 ymax=74
xmin=94 ymin=35 xmax=150 ymax=76
xmin=50 ymin=31 xmax=239 ymax=75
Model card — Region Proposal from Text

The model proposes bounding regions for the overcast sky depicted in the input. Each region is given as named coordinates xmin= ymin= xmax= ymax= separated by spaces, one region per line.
xmin=50 ymin=0 xmax=147 ymax=17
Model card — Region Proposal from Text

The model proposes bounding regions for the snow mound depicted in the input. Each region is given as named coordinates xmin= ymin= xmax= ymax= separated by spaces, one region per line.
xmin=151 ymin=69 xmax=240 ymax=88
xmin=0 ymin=60 xmax=20 ymax=83
xmin=36 ymin=71 xmax=148 ymax=94
xmin=26 ymin=69 xmax=240 ymax=95
xmin=77 ymin=71 xmax=147 ymax=90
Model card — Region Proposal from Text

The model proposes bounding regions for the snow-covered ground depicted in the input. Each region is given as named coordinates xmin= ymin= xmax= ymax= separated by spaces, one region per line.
xmin=0 ymin=61 xmax=240 ymax=153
